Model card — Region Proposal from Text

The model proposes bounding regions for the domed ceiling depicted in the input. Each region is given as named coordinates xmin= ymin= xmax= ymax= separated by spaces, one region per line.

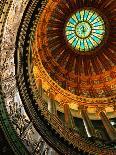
xmin=32 ymin=0 xmax=116 ymax=118
xmin=0 ymin=0 xmax=116 ymax=155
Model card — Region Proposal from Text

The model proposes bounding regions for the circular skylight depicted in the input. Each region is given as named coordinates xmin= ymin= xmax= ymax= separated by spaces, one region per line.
xmin=65 ymin=9 xmax=105 ymax=52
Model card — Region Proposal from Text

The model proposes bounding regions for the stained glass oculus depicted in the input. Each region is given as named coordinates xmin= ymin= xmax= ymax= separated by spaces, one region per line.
xmin=65 ymin=9 xmax=105 ymax=52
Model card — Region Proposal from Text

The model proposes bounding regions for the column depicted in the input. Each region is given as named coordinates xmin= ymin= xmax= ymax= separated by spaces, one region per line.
xmin=79 ymin=106 xmax=96 ymax=137
xmin=38 ymin=79 xmax=43 ymax=97
xmin=113 ymin=104 xmax=116 ymax=111
xmin=48 ymin=93 xmax=57 ymax=115
xmin=97 ymin=107 xmax=116 ymax=141
xmin=64 ymin=104 xmax=75 ymax=129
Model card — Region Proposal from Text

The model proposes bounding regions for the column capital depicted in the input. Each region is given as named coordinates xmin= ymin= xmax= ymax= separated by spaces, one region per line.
xmin=64 ymin=103 xmax=69 ymax=107
xmin=49 ymin=92 xmax=55 ymax=99
xmin=96 ymin=106 xmax=106 ymax=115
xmin=38 ymin=78 xmax=42 ymax=85
xmin=47 ymin=89 xmax=57 ymax=99
xmin=78 ymin=105 xmax=88 ymax=111
xmin=64 ymin=103 xmax=70 ymax=110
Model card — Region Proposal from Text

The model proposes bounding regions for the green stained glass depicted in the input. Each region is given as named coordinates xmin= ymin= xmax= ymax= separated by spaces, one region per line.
xmin=75 ymin=22 xmax=91 ymax=38
xmin=65 ymin=9 xmax=105 ymax=52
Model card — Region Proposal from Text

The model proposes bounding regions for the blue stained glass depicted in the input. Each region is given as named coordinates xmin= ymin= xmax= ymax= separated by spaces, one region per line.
xmin=72 ymin=39 xmax=78 ymax=47
xmin=84 ymin=39 xmax=89 ymax=50
xmin=69 ymin=18 xmax=77 ymax=25
xmin=76 ymin=39 xmax=81 ymax=48
xmin=76 ymin=12 xmax=81 ymax=21
xmin=73 ymin=35 xmax=77 ymax=40
xmin=91 ymin=35 xmax=100 ymax=43
xmin=89 ymin=14 xmax=97 ymax=23
xmin=70 ymin=37 xmax=76 ymax=44
xmin=80 ymin=40 xmax=85 ymax=50
xmin=72 ymin=15 xmax=78 ymax=23
xmin=93 ymin=22 xmax=103 ymax=27
xmin=84 ymin=10 xmax=89 ymax=20
xmin=80 ymin=10 xmax=85 ymax=21
xmin=67 ymin=33 xmax=75 ymax=40
xmin=66 ymin=26 xmax=75 ymax=31
xmin=87 ymin=39 xmax=93 ymax=49
xmin=65 ymin=9 xmax=105 ymax=52
xmin=93 ymin=30 xmax=104 ymax=35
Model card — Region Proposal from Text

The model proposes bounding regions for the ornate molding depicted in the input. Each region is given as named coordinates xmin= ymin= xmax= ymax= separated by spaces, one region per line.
xmin=0 ymin=0 xmax=57 ymax=154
